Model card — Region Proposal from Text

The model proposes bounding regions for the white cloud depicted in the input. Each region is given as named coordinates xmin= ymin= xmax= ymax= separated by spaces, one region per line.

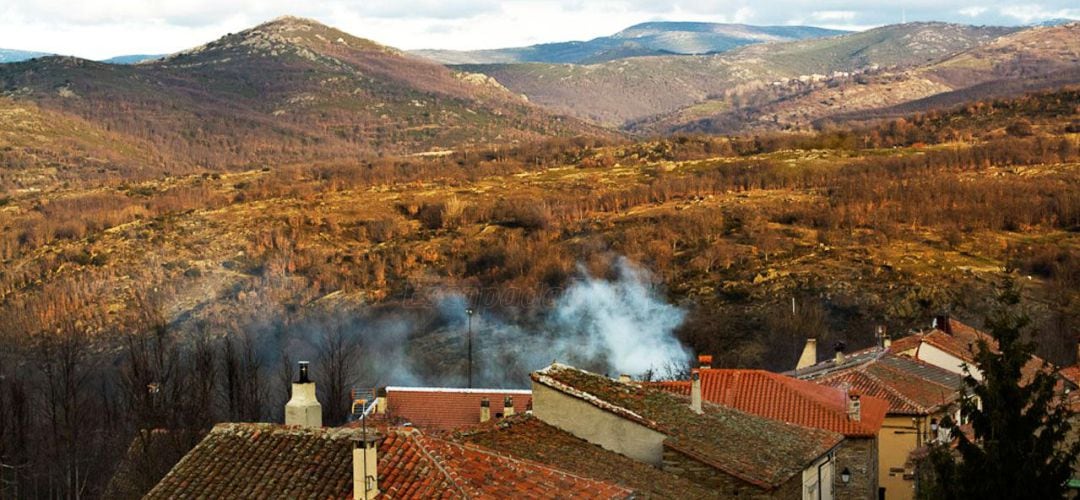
xmin=812 ymin=10 xmax=857 ymax=22
xmin=999 ymin=4 xmax=1080 ymax=23
xmin=958 ymin=6 xmax=989 ymax=17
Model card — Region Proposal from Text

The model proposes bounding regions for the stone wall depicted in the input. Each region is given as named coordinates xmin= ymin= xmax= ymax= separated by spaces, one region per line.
xmin=661 ymin=447 xmax=802 ymax=499
xmin=834 ymin=436 xmax=879 ymax=500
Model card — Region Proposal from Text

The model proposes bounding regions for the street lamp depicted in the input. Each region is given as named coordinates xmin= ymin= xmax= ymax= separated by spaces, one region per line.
xmin=840 ymin=467 xmax=851 ymax=485
xmin=466 ymin=307 xmax=475 ymax=388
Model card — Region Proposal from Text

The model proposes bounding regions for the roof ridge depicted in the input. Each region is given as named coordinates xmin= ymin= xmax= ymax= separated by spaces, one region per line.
xmin=753 ymin=370 xmax=878 ymax=435
xmin=405 ymin=430 xmax=472 ymax=497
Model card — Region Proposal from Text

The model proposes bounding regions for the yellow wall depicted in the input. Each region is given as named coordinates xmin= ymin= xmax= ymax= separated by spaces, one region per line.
xmin=878 ymin=414 xmax=946 ymax=500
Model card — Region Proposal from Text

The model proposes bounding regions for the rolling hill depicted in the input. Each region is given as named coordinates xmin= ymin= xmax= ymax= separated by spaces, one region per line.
xmin=460 ymin=22 xmax=1016 ymax=127
xmin=0 ymin=16 xmax=606 ymax=177
xmin=414 ymin=22 xmax=847 ymax=65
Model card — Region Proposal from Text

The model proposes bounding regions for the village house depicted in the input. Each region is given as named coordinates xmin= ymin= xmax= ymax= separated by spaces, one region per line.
xmin=531 ymin=362 xmax=846 ymax=499
xmin=791 ymin=344 xmax=964 ymax=500
xmin=144 ymin=363 xmax=630 ymax=499
xmin=651 ymin=355 xmax=888 ymax=500
xmin=886 ymin=314 xmax=1050 ymax=382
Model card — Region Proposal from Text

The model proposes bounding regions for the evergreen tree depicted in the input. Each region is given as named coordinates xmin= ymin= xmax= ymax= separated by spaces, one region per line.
xmin=921 ymin=277 xmax=1079 ymax=499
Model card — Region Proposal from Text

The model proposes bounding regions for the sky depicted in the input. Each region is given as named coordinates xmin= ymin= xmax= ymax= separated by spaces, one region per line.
xmin=0 ymin=0 xmax=1077 ymax=60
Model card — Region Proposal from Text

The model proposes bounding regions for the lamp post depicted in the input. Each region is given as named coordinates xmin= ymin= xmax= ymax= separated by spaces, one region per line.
xmin=840 ymin=467 xmax=851 ymax=485
xmin=466 ymin=307 xmax=475 ymax=388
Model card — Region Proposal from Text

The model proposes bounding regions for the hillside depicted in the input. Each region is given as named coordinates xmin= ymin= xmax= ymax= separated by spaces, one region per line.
xmin=462 ymin=23 xmax=1016 ymax=127
xmin=664 ymin=22 xmax=1080 ymax=134
xmin=413 ymin=22 xmax=846 ymax=65
xmin=0 ymin=17 xmax=605 ymax=176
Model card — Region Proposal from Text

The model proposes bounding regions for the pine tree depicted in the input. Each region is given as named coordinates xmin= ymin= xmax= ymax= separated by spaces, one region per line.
xmin=922 ymin=277 xmax=1079 ymax=499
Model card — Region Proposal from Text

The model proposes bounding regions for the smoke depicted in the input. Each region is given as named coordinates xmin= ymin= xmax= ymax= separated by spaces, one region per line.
xmin=424 ymin=257 xmax=691 ymax=387
xmin=243 ymin=257 xmax=690 ymax=392
xmin=546 ymin=259 xmax=689 ymax=376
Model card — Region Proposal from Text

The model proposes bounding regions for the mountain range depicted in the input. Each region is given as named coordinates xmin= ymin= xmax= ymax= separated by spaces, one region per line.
xmin=412 ymin=22 xmax=848 ymax=65
xmin=2 ymin=16 xmax=1079 ymax=181
xmin=0 ymin=16 xmax=604 ymax=179
xmin=458 ymin=22 xmax=1021 ymax=127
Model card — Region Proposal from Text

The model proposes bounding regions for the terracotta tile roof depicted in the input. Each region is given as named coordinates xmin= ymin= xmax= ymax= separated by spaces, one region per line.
xmin=146 ymin=423 xmax=631 ymax=499
xmin=649 ymin=369 xmax=888 ymax=437
xmin=146 ymin=423 xmax=355 ymax=499
xmin=452 ymin=415 xmax=723 ymax=499
xmin=888 ymin=318 xmax=1050 ymax=384
xmin=384 ymin=387 xmax=532 ymax=431
xmin=1060 ymin=366 xmax=1080 ymax=387
xmin=377 ymin=428 xmax=632 ymax=498
xmin=795 ymin=351 xmax=964 ymax=415
xmin=533 ymin=363 xmax=843 ymax=490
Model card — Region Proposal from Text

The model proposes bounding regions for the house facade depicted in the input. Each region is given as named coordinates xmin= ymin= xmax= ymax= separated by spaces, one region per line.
xmin=532 ymin=363 xmax=845 ymax=499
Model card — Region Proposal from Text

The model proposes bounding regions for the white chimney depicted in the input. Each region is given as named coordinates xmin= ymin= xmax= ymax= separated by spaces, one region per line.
xmin=618 ymin=374 xmax=632 ymax=383
xmin=353 ymin=435 xmax=379 ymax=500
xmin=285 ymin=361 xmax=322 ymax=428
xmin=847 ymin=394 xmax=861 ymax=422
xmin=480 ymin=397 xmax=491 ymax=423
xmin=691 ymin=370 xmax=703 ymax=415
xmin=503 ymin=396 xmax=515 ymax=417
xmin=796 ymin=338 xmax=818 ymax=370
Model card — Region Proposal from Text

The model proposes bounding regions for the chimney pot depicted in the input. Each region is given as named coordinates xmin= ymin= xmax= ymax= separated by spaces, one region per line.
xmin=480 ymin=397 xmax=491 ymax=423
xmin=503 ymin=395 xmax=515 ymax=417
xmin=834 ymin=341 xmax=846 ymax=364
xmin=286 ymin=361 xmax=321 ymax=428
xmin=690 ymin=370 xmax=703 ymax=415
xmin=298 ymin=361 xmax=310 ymax=384
xmin=698 ymin=355 xmax=713 ymax=370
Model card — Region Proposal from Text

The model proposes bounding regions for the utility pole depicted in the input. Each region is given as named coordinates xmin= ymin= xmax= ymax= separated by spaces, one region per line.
xmin=466 ymin=307 xmax=475 ymax=388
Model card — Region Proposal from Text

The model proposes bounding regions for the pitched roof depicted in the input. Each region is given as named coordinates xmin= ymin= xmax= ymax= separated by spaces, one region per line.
xmin=452 ymin=415 xmax=723 ymax=499
xmin=650 ymin=369 xmax=888 ymax=437
xmin=532 ymin=363 xmax=843 ymax=490
xmin=888 ymin=318 xmax=1050 ymax=383
xmin=146 ymin=423 xmax=631 ymax=499
xmin=793 ymin=350 xmax=964 ymax=415
xmin=387 ymin=428 xmax=632 ymax=499
xmin=384 ymin=387 xmax=532 ymax=431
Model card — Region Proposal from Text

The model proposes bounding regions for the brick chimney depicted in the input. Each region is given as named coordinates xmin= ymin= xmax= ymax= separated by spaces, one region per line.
xmin=503 ymin=396 xmax=515 ymax=417
xmin=285 ymin=361 xmax=322 ymax=428
xmin=796 ymin=338 xmax=818 ymax=370
xmin=935 ymin=313 xmax=953 ymax=334
xmin=847 ymin=394 xmax=862 ymax=422
xmin=480 ymin=397 xmax=491 ymax=423
xmin=353 ymin=435 xmax=379 ymax=500
xmin=691 ymin=370 xmax=703 ymax=415
xmin=698 ymin=354 xmax=713 ymax=370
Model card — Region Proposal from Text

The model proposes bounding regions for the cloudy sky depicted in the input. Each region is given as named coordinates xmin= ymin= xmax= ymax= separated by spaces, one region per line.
xmin=1 ymin=0 xmax=1077 ymax=60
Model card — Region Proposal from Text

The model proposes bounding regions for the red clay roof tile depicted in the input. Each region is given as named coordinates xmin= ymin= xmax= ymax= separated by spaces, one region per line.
xmin=651 ymin=369 xmax=888 ymax=437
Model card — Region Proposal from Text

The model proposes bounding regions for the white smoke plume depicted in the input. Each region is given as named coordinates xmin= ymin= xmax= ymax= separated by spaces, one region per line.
xmin=427 ymin=257 xmax=691 ymax=386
